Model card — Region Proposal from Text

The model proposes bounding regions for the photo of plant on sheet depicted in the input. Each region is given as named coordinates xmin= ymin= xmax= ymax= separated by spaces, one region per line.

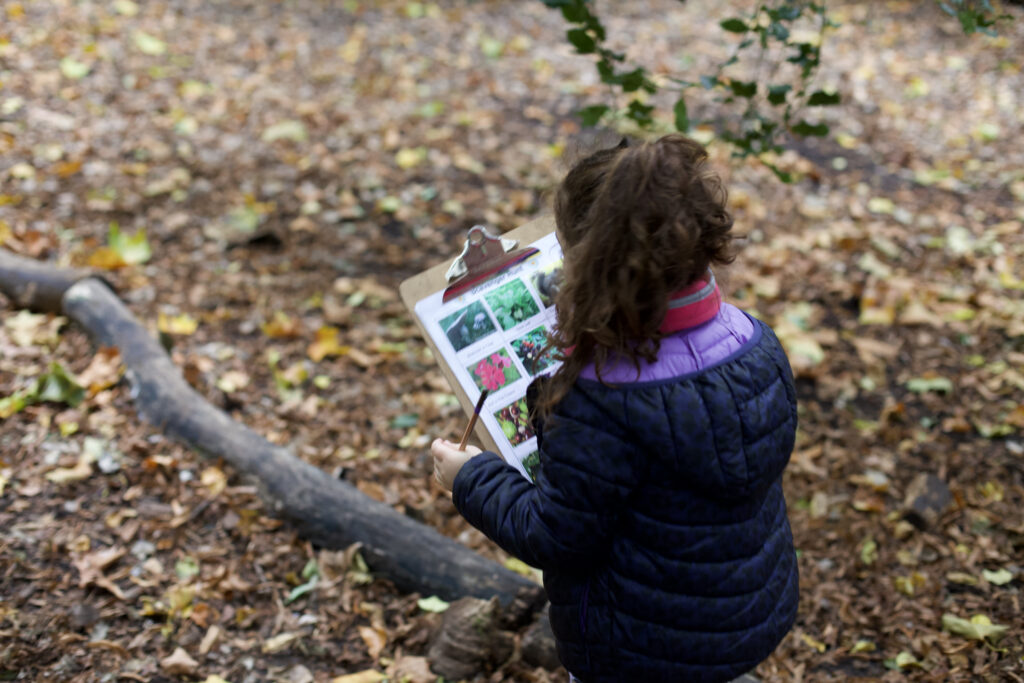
xmin=484 ymin=279 xmax=540 ymax=331
xmin=511 ymin=326 xmax=557 ymax=376
xmin=466 ymin=349 xmax=521 ymax=392
xmin=439 ymin=300 xmax=496 ymax=352
xmin=494 ymin=397 xmax=534 ymax=447
xmin=522 ymin=450 xmax=541 ymax=483
xmin=531 ymin=260 xmax=562 ymax=309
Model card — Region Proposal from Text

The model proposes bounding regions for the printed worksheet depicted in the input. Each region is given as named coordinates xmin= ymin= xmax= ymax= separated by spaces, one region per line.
xmin=415 ymin=231 xmax=563 ymax=480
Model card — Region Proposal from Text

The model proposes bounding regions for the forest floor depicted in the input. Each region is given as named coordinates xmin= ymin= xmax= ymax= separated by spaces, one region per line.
xmin=1 ymin=0 xmax=1023 ymax=681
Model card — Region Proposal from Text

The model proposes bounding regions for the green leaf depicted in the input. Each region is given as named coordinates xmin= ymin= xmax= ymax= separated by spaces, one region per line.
xmin=791 ymin=120 xmax=829 ymax=137
xmin=285 ymin=575 xmax=318 ymax=604
xmin=762 ymin=161 xmax=793 ymax=183
xmin=885 ymin=651 xmax=925 ymax=670
xmin=982 ymin=568 xmax=1014 ymax=586
xmin=673 ymin=99 xmax=689 ymax=132
xmin=133 ymin=31 xmax=167 ymax=56
xmin=906 ymin=377 xmax=954 ymax=394
xmin=108 ymin=222 xmax=152 ymax=265
xmin=617 ymin=68 xmax=648 ymax=93
xmin=175 ymin=556 xmax=200 ymax=580
xmin=390 ymin=413 xmax=420 ymax=429
xmin=0 ymin=391 xmax=29 ymax=419
xmin=479 ymin=36 xmax=504 ymax=59
xmin=728 ymin=80 xmax=757 ymax=98
xmin=417 ymin=595 xmax=450 ymax=613
xmin=566 ymin=28 xmax=596 ymax=54
xmin=301 ymin=558 xmax=320 ymax=580
xmin=768 ymin=21 xmax=791 ymax=41
xmin=578 ymin=104 xmax=609 ymax=127
xmin=859 ymin=536 xmax=878 ymax=565
xmin=719 ymin=18 xmax=748 ymax=33
xmin=807 ymin=89 xmax=841 ymax=106
xmin=767 ymin=84 xmax=791 ymax=105
xmin=626 ymin=99 xmax=654 ymax=127
xmin=33 ymin=362 xmax=85 ymax=407
xmin=942 ymin=613 xmax=1009 ymax=644
xmin=59 ymin=57 xmax=91 ymax=80
xmin=699 ymin=75 xmax=719 ymax=90
xmin=559 ymin=3 xmax=588 ymax=23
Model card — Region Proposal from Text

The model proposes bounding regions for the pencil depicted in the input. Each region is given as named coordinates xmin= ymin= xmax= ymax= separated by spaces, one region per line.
xmin=458 ymin=389 xmax=489 ymax=450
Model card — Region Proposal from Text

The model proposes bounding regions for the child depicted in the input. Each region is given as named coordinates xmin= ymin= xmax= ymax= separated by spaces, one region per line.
xmin=432 ymin=135 xmax=799 ymax=683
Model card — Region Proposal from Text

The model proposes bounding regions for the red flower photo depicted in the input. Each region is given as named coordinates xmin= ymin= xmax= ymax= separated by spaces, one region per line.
xmin=466 ymin=349 xmax=521 ymax=392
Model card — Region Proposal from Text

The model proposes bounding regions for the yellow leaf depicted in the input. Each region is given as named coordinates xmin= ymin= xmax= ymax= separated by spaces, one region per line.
xmin=261 ymin=120 xmax=308 ymax=143
xmin=158 ymin=312 xmax=198 ymax=336
xmin=262 ymin=312 xmax=302 ymax=339
xmin=8 ymin=162 xmax=36 ymax=179
xmin=0 ymin=219 xmax=10 ymax=245
xmin=868 ymin=197 xmax=895 ymax=215
xmin=87 ymin=246 xmax=128 ymax=270
xmin=801 ymin=632 xmax=826 ymax=653
xmin=54 ymin=160 xmax=82 ymax=178
xmin=395 ymin=147 xmax=426 ymax=169
xmin=133 ymin=31 xmax=167 ymax=56
xmin=338 ymin=27 xmax=366 ymax=64
xmin=261 ymin=631 xmax=300 ymax=654
xmin=893 ymin=572 xmax=926 ymax=596
xmin=330 ymin=671 xmax=386 ymax=683
xmin=946 ymin=572 xmax=978 ymax=586
xmin=892 ymin=651 xmax=923 ymax=668
xmin=114 ymin=0 xmax=140 ymax=16
xmin=982 ymin=568 xmax=1014 ymax=585
xmin=308 ymin=326 xmax=350 ymax=362
xmin=859 ymin=536 xmax=878 ymax=566
xmin=850 ymin=640 xmax=876 ymax=653
xmin=503 ymin=557 xmax=537 ymax=578
xmin=942 ymin=613 xmax=1009 ymax=644
xmin=200 ymin=467 xmax=227 ymax=496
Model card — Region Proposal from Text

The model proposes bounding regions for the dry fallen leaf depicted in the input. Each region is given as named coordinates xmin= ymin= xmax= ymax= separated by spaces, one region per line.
xmin=358 ymin=625 xmax=387 ymax=660
xmin=386 ymin=656 xmax=434 ymax=683
xmin=261 ymin=631 xmax=300 ymax=654
xmin=73 ymin=546 xmax=127 ymax=600
xmin=308 ymin=326 xmax=350 ymax=362
xmin=262 ymin=312 xmax=303 ymax=339
xmin=330 ymin=671 xmax=386 ymax=683
xmin=76 ymin=347 xmax=123 ymax=397
xmin=160 ymin=647 xmax=199 ymax=677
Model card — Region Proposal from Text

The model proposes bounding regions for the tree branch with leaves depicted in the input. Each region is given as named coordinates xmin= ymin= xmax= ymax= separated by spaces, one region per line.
xmin=541 ymin=0 xmax=1014 ymax=180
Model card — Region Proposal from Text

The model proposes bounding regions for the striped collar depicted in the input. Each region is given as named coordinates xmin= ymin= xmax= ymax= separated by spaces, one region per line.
xmin=659 ymin=270 xmax=721 ymax=334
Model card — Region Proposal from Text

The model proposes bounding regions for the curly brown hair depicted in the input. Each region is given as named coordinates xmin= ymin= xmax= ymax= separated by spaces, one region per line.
xmin=534 ymin=134 xmax=736 ymax=419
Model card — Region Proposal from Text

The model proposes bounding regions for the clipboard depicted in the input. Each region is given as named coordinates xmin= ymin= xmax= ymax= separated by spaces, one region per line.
xmin=400 ymin=216 xmax=557 ymax=463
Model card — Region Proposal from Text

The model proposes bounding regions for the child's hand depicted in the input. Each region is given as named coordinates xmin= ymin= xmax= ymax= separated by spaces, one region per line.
xmin=431 ymin=438 xmax=482 ymax=491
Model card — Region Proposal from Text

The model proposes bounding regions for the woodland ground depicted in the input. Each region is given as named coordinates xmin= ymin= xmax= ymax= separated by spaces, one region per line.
xmin=1 ymin=1 xmax=1023 ymax=682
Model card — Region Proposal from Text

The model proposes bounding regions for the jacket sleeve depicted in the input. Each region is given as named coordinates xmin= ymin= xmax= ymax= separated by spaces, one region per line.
xmin=451 ymin=413 xmax=637 ymax=570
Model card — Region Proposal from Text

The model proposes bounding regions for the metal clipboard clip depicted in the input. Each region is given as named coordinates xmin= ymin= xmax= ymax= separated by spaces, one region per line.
xmin=442 ymin=225 xmax=539 ymax=303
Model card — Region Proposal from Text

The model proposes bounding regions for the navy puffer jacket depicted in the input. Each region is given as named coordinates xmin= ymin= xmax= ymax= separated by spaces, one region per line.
xmin=453 ymin=317 xmax=799 ymax=683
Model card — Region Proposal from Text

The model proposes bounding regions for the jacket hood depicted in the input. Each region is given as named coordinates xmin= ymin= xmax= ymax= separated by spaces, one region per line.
xmin=577 ymin=321 xmax=797 ymax=499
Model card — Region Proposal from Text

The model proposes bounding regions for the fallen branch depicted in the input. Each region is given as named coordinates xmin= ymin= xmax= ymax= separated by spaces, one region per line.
xmin=0 ymin=250 xmax=545 ymax=621
xmin=0 ymin=253 xmax=96 ymax=313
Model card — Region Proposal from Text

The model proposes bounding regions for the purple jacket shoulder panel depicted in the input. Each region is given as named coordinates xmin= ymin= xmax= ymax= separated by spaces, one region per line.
xmin=579 ymin=303 xmax=755 ymax=383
